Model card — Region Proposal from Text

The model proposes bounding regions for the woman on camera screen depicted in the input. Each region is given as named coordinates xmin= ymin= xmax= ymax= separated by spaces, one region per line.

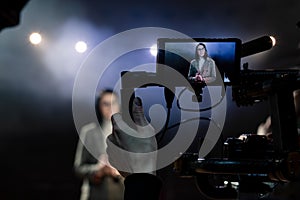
xmin=188 ymin=43 xmax=217 ymax=84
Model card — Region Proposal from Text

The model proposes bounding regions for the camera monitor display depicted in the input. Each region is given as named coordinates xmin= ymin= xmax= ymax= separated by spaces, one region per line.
xmin=156 ymin=38 xmax=242 ymax=86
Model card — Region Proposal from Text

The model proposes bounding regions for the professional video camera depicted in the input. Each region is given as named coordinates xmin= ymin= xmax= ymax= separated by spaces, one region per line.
xmin=120 ymin=35 xmax=300 ymax=199
xmin=173 ymin=37 xmax=300 ymax=199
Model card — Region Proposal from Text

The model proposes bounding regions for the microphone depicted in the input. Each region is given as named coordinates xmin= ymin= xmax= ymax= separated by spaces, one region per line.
xmin=241 ymin=36 xmax=275 ymax=58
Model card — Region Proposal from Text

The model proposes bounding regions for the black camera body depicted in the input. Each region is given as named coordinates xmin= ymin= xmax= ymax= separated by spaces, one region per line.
xmin=224 ymin=134 xmax=273 ymax=160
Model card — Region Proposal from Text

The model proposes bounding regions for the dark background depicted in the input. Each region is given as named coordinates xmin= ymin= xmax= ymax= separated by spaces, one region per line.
xmin=0 ymin=0 xmax=299 ymax=199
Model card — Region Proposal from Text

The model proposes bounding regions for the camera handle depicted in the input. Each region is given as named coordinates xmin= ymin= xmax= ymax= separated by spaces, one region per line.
xmin=120 ymin=70 xmax=175 ymax=129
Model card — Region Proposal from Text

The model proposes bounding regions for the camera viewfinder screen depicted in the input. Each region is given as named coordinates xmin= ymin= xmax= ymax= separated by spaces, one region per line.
xmin=156 ymin=38 xmax=241 ymax=85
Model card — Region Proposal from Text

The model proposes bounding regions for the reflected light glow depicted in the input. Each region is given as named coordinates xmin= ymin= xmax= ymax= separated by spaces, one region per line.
xmin=269 ymin=36 xmax=276 ymax=46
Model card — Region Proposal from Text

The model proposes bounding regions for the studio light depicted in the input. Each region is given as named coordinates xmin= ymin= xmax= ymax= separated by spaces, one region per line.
xmin=29 ymin=32 xmax=42 ymax=45
xmin=150 ymin=44 xmax=157 ymax=56
xmin=75 ymin=41 xmax=87 ymax=53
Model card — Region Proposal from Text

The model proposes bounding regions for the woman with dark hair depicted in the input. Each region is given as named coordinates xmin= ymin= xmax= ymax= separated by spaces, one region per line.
xmin=74 ymin=89 xmax=124 ymax=200
xmin=188 ymin=43 xmax=217 ymax=84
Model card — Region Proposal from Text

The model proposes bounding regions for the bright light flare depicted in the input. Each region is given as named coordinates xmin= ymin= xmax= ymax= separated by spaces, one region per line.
xmin=150 ymin=44 xmax=157 ymax=56
xmin=75 ymin=41 xmax=87 ymax=53
xmin=29 ymin=32 xmax=42 ymax=45
xmin=269 ymin=36 xmax=276 ymax=46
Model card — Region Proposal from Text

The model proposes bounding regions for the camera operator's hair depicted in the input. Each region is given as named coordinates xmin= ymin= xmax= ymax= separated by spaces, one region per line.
xmin=195 ymin=43 xmax=208 ymax=60
xmin=95 ymin=89 xmax=118 ymax=124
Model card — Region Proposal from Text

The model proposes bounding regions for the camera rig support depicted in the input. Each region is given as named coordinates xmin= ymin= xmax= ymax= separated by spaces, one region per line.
xmin=183 ymin=68 xmax=300 ymax=199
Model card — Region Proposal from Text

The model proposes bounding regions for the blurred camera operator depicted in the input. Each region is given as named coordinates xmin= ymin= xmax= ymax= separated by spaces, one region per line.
xmin=257 ymin=89 xmax=300 ymax=139
xmin=251 ymin=89 xmax=300 ymax=199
